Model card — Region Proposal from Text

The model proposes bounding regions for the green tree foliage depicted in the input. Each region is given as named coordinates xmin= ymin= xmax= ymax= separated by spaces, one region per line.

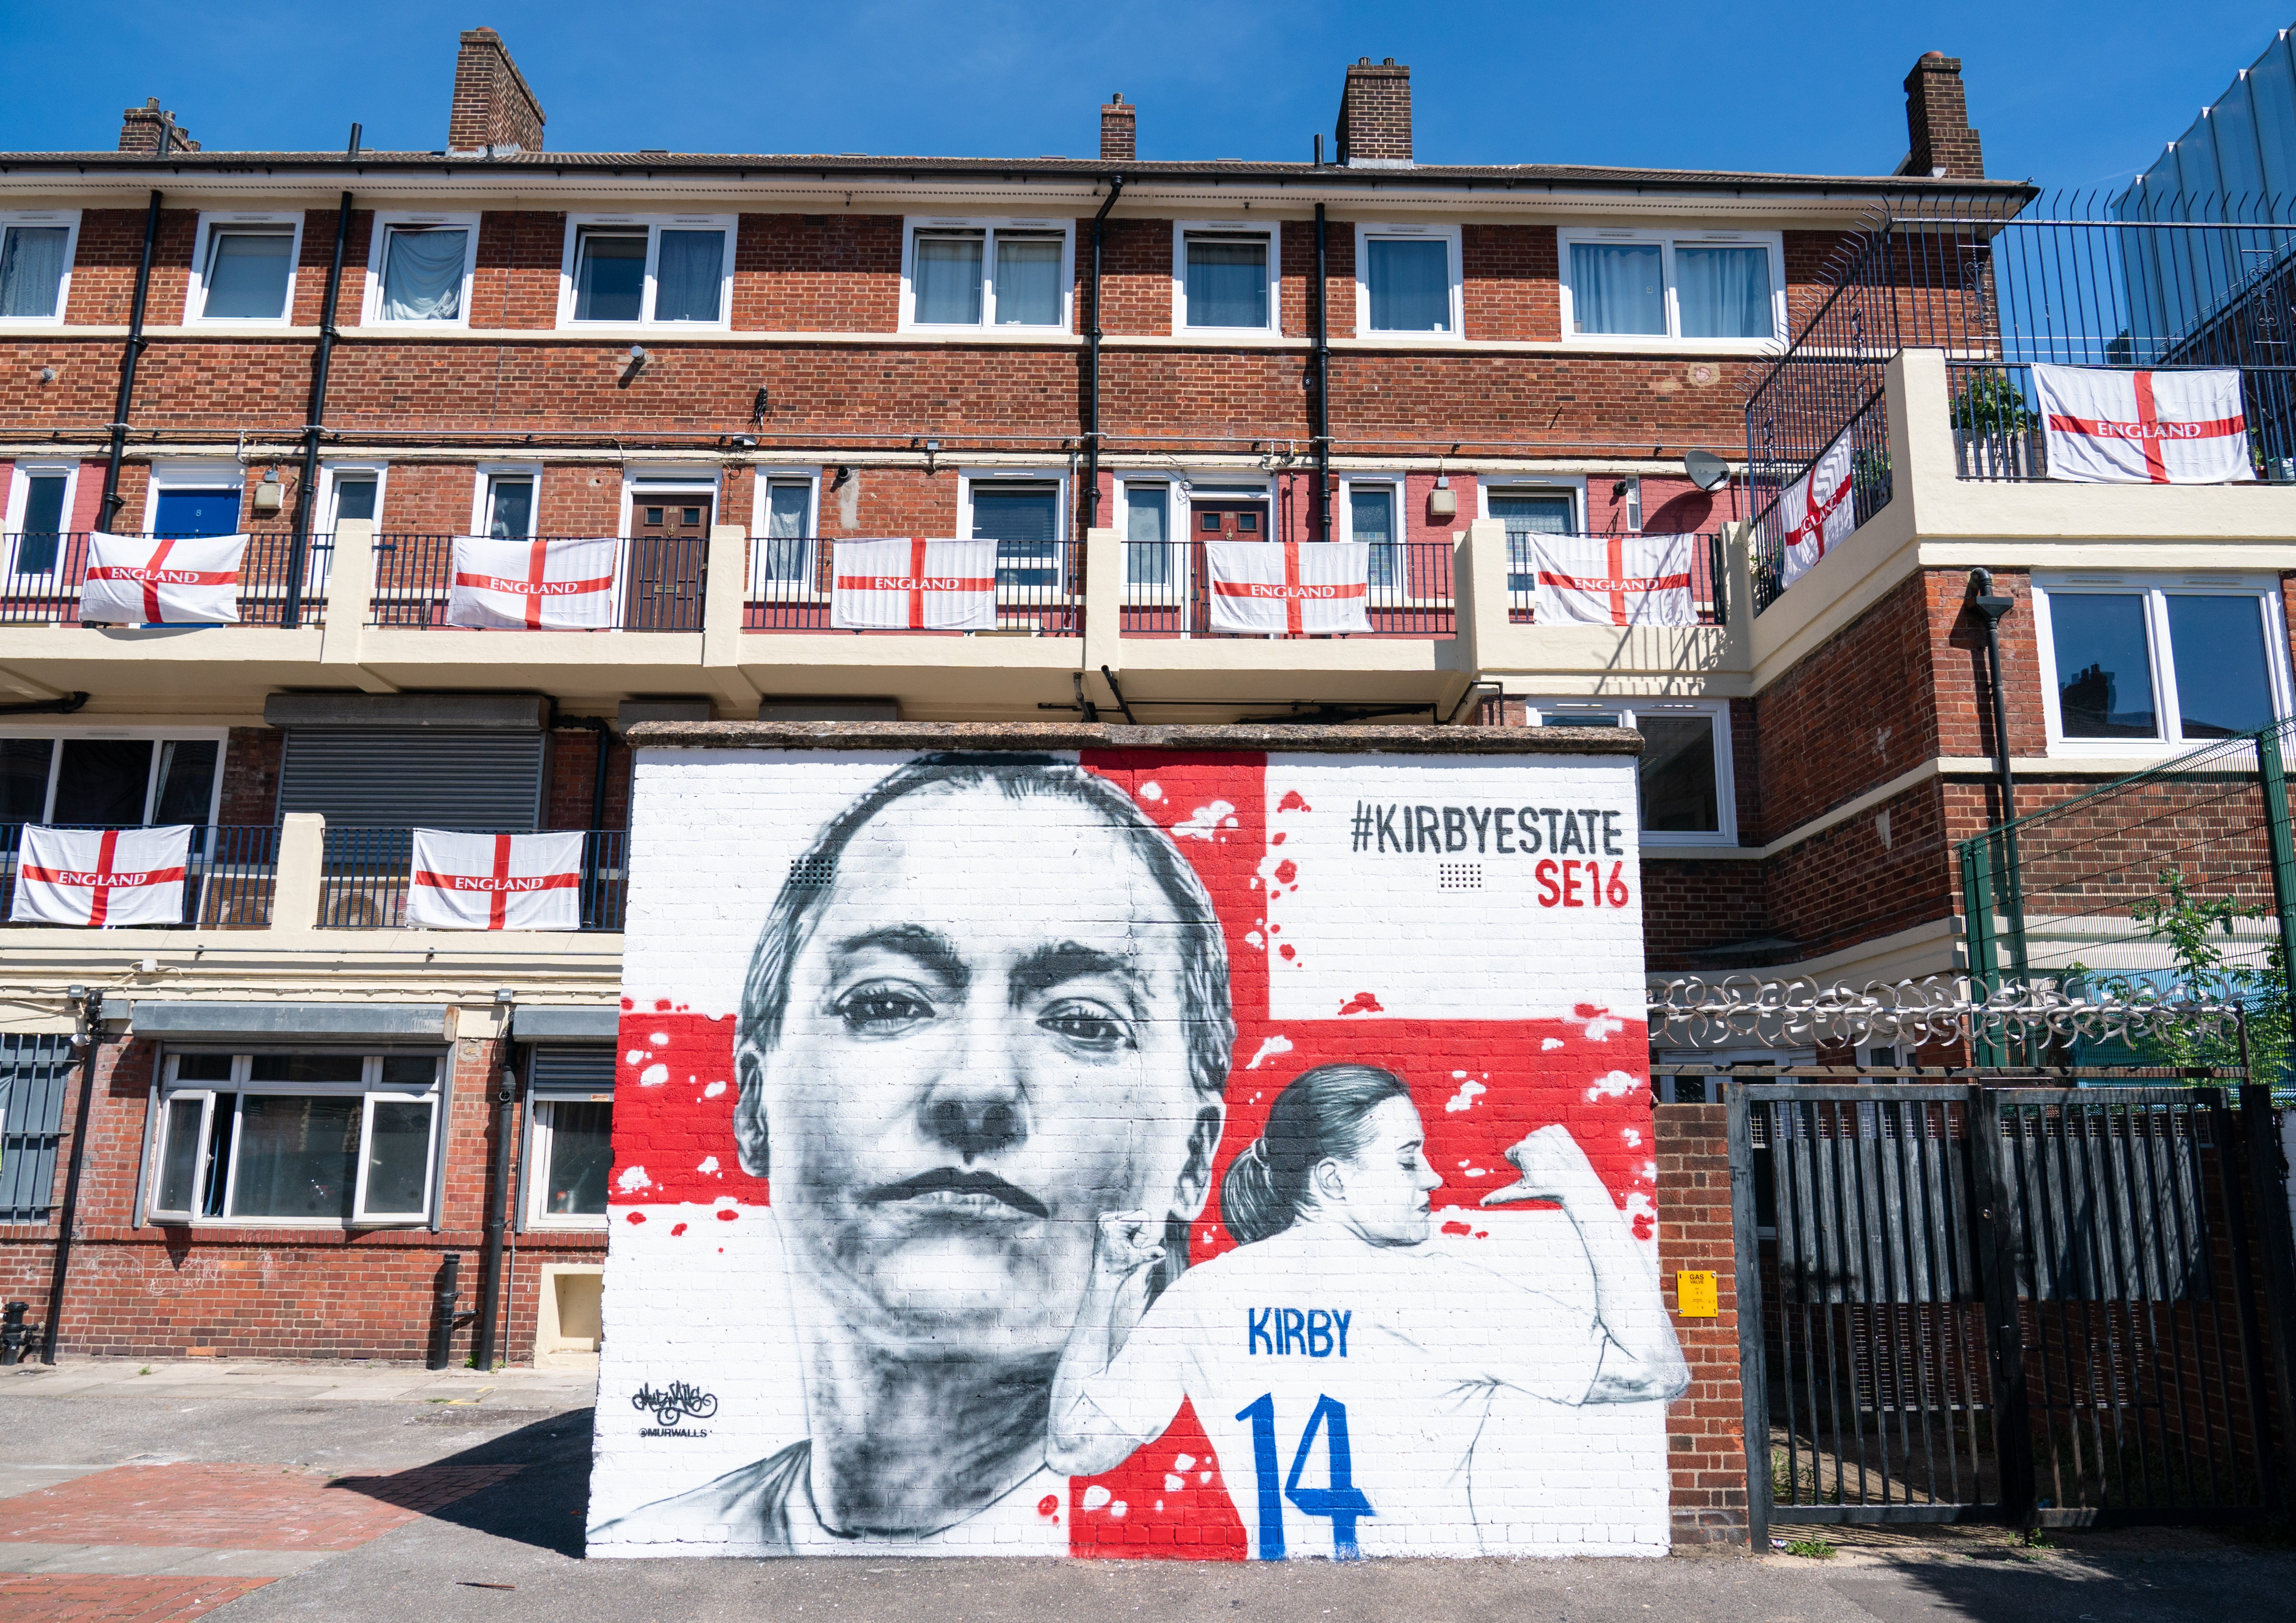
xmin=2074 ymin=868 xmax=2289 ymax=1086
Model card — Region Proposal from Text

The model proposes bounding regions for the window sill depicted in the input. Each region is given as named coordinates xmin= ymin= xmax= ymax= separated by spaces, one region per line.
xmin=145 ymin=1216 xmax=434 ymax=1232
xmin=1558 ymin=334 xmax=1777 ymax=354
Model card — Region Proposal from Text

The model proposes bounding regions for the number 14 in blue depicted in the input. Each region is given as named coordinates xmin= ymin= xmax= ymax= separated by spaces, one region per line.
xmin=1235 ymin=1393 xmax=1374 ymax=1560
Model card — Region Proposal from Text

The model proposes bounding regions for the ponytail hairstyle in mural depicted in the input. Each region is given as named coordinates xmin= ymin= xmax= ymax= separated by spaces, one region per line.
xmin=1219 ymin=1063 xmax=1412 ymax=1244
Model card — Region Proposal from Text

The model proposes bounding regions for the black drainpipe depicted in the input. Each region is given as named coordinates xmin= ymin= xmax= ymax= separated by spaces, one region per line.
xmin=473 ymin=1057 xmax=517 ymax=1370
xmin=41 ymin=989 xmax=102 ymax=1363
xmin=1967 ymin=569 xmax=2030 ymax=979
xmin=100 ymin=192 xmax=163 ymax=531
xmin=0 ymin=693 xmax=88 ymax=718
xmin=1312 ymin=202 xmax=1331 ymax=541
xmin=1084 ymin=175 xmax=1125 ymax=530
xmin=285 ymin=152 xmax=358 ymax=630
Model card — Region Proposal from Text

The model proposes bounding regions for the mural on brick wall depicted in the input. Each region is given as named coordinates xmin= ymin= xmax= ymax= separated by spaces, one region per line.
xmin=588 ymin=746 xmax=1683 ymax=1560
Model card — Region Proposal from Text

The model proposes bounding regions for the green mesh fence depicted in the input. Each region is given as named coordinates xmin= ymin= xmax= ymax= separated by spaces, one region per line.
xmin=1957 ymin=716 xmax=2296 ymax=1098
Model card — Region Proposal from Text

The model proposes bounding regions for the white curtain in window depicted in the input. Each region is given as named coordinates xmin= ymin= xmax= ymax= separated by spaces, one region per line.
xmin=0 ymin=226 xmax=68 ymax=318
xmin=380 ymin=228 xmax=467 ymax=321
xmin=994 ymin=236 xmax=1062 ymax=325
xmin=655 ymin=229 xmax=725 ymax=322
xmin=1186 ymin=236 xmax=1268 ymax=327
xmin=915 ymin=235 xmax=983 ymax=324
xmin=1570 ymin=243 xmax=1664 ymax=335
xmin=1367 ymin=239 xmax=1449 ymax=332
xmin=760 ymin=482 xmax=812 ymax=581
xmin=204 ymin=231 xmax=294 ymax=319
xmin=1676 ymin=246 xmax=1771 ymax=338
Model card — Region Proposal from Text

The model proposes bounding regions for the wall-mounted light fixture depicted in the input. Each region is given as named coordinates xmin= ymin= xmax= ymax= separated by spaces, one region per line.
xmin=830 ymin=465 xmax=853 ymax=491
xmin=923 ymin=439 xmax=941 ymax=476
xmin=253 ymin=467 xmax=284 ymax=514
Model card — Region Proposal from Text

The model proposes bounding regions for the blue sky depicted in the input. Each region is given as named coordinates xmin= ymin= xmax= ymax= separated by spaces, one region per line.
xmin=2 ymin=2 xmax=2293 ymax=195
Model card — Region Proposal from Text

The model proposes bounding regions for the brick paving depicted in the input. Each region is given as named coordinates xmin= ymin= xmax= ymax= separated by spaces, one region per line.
xmin=0 ymin=1573 xmax=274 ymax=1623
xmin=0 ymin=1463 xmax=524 ymax=1623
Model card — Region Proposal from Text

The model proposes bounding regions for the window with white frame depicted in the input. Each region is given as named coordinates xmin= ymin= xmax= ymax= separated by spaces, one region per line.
xmin=1121 ymin=479 xmax=1175 ymax=589
xmin=1560 ymin=229 xmax=1783 ymax=342
xmin=149 ymin=1051 xmax=443 ymax=1226
xmin=527 ymin=1098 xmax=613 ymax=1228
xmin=322 ymin=465 xmax=384 ymax=528
xmin=1520 ymin=698 xmax=1736 ymax=843
xmin=1485 ymin=484 xmax=1582 ymax=595
xmin=963 ymin=474 xmax=1066 ymax=593
xmin=0 ymin=730 xmax=223 ymax=827
xmin=903 ymin=219 xmax=1072 ymax=332
xmin=559 ymin=215 xmax=734 ymax=327
xmin=362 ymin=215 xmax=477 ymax=325
xmin=1340 ymin=476 xmax=1406 ymax=588
xmin=2033 ymin=573 xmax=2290 ymax=749
xmin=0 ymin=210 xmax=79 ymax=324
xmin=1355 ymin=223 xmax=1461 ymax=338
xmin=187 ymin=213 xmax=303 ymax=324
xmin=4 ymin=461 xmax=76 ymax=576
xmin=751 ymin=472 xmax=820 ymax=592
xmin=473 ymin=468 xmax=540 ymax=539
xmin=1175 ymin=223 xmax=1279 ymax=333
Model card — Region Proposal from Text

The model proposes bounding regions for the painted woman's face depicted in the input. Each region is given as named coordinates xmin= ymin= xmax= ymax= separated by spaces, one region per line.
xmin=1325 ymin=1094 xmax=1444 ymax=1247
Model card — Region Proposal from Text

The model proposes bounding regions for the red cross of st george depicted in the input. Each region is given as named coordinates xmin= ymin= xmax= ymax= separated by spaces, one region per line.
xmin=412 ymin=834 xmax=581 ymax=928
xmin=835 ymin=538 xmax=995 ymax=628
xmin=21 ymin=829 xmax=185 ymax=926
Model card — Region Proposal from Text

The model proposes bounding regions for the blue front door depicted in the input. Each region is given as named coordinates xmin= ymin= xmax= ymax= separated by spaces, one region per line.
xmin=151 ymin=488 xmax=241 ymax=537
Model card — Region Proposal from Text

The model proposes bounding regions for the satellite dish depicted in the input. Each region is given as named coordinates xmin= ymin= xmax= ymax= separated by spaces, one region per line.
xmin=1684 ymin=448 xmax=1731 ymax=492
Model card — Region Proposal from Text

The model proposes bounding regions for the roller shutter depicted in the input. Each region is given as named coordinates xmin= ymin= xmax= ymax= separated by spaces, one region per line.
xmin=276 ymin=728 xmax=546 ymax=830
xmin=0 ymin=1034 xmax=72 ymax=1223
xmin=530 ymin=1046 xmax=615 ymax=1096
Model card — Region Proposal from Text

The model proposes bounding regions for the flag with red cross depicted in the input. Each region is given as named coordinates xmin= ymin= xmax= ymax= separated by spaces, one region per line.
xmin=1205 ymin=541 xmax=1372 ymax=635
xmin=831 ymin=538 xmax=998 ymax=631
xmin=447 ymin=536 xmax=622 ymax=630
xmin=9 ymin=824 xmax=192 ymax=927
xmin=1524 ymin=534 xmax=1696 ymax=627
xmin=79 ymin=534 xmax=245 ymax=625
xmin=2034 ymin=365 xmax=2252 ymax=484
xmin=407 ymin=829 xmax=586 ymax=930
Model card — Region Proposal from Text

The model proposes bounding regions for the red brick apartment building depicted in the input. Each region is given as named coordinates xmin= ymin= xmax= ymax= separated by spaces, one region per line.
xmin=0 ymin=25 xmax=2285 ymax=1388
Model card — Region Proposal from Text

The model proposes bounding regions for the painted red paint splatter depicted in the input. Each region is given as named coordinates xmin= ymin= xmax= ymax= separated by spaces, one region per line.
xmin=1277 ymin=791 xmax=1311 ymax=812
xmin=715 ymin=1207 xmax=739 ymax=1221
xmin=1037 ymin=1494 xmax=1060 ymax=1518
xmin=1278 ymin=944 xmax=1295 ymax=961
xmin=1273 ymin=859 xmax=1297 ymax=886
xmin=1337 ymin=991 xmax=1384 ymax=1016
xmin=1441 ymin=1220 xmax=1473 ymax=1237
xmin=670 ymin=1222 xmax=688 ymax=1237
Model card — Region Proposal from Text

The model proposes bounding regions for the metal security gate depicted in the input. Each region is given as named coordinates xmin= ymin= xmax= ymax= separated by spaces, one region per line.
xmin=1730 ymin=1083 xmax=2295 ymax=1538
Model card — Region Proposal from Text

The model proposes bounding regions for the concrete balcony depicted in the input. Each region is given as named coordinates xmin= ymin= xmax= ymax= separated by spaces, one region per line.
xmin=0 ymin=517 xmax=1761 ymax=721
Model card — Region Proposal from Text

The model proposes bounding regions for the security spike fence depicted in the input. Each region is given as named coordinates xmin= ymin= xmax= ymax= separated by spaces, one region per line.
xmin=1957 ymin=715 xmax=2296 ymax=1097
xmin=1645 ymin=972 xmax=2245 ymax=1055
xmin=1742 ymin=190 xmax=2296 ymax=613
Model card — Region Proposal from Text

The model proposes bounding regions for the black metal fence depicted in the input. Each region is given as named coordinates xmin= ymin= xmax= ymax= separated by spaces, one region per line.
xmin=1731 ymin=1080 xmax=2291 ymax=1535
xmin=316 ymin=827 xmax=629 ymax=931
xmin=0 ymin=823 xmax=280 ymax=927
xmin=1743 ymin=193 xmax=2296 ymax=613
xmin=0 ymin=532 xmax=331 ymax=627
xmin=1118 ymin=539 xmax=1456 ymax=638
xmin=369 ymin=535 xmax=706 ymax=631
xmin=1502 ymin=531 xmax=1729 ymax=627
xmin=744 ymin=538 xmax=1084 ymax=636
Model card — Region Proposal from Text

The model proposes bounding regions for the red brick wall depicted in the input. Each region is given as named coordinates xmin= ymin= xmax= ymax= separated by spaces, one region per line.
xmin=0 ymin=1031 xmax=606 ymax=1364
xmin=1655 ymin=1103 xmax=1750 ymax=1546
xmin=736 ymin=214 xmax=902 ymax=331
xmin=546 ymin=726 xmax=632 ymax=831
xmin=469 ymin=210 xmax=566 ymax=329
xmin=1102 ymin=217 xmax=1174 ymax=337
xmin=1462 ymin=224 xmax=1557 ymax=342
xmin=216 ymin=726 xmax=280 ymax=825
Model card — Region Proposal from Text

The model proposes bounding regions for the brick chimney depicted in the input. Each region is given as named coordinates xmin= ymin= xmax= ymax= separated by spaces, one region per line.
xmin=447 ymin=27 xmax=546 ymax=156
xmin=1898 ymin=52 xmax=1984 ymax=180
xmin=1335 ymin=57 xmax=1412 ymax=167
xmin=118 ymin=99 xmax=199 ymax=155
xmin=1100 ymin=93 xmax=1136 ymax=162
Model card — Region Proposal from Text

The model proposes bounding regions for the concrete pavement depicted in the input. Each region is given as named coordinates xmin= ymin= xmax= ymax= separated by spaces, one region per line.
xmin=3 ymin=1356 xmax=2291 ymax=1623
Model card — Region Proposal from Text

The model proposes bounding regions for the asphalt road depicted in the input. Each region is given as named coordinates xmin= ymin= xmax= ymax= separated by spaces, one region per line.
xmin=5 ymin=1373 xmax=2292 ymax=1623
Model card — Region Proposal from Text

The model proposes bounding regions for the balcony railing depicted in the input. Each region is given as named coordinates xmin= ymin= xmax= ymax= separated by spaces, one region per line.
xmin=0 ymin=823 xmax=281 ymax=927
xmin=1119 ymin=540 xmax=1456 ymax=638
xmin=0 ymin=532 xmax=332 ymax=627
xmin=743 ymin=538 xmax=1083 ymax=636
xmin=317 ymin=827 xmax=628 ymax=931
xmin=1503 ymin=531 xmax=1729 ymax=627
xmin=369 ymin=535 xmax=706 ymax=631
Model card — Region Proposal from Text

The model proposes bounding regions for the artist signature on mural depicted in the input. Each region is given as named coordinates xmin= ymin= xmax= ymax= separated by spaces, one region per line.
xmin=633 ymin=1379 xmax=719 ymax=1428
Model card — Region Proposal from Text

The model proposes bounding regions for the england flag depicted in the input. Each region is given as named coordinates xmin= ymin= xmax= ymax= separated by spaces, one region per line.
xmin=407 ymin=829 xmax=586 ymax=930
xmin=1205 ymin=541 xmax=1373 ymax=635
xmin=447 ymin=536 xmax=622 ymax=630
xmin=1777 ymin=433 xmax=1856 ymax=590
xmin=79 ymin=534 xmax=245 ymax=625
xmin=831 ymin=538 xmax=998 ymax=631
xmin=8 ymin=825 xmax=192 ymax=927
xmin=2034 ymin=364 xmax=2253 ymax=484
xmin=1525 ymin=534 xmax=1697 ymax=627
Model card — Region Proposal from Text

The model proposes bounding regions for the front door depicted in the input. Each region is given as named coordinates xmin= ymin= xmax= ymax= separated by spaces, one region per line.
xmin=1192 ymin=500 xmax=1269 ymax=543
xmin=627 ymin=493 xmax=711 ymax=631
